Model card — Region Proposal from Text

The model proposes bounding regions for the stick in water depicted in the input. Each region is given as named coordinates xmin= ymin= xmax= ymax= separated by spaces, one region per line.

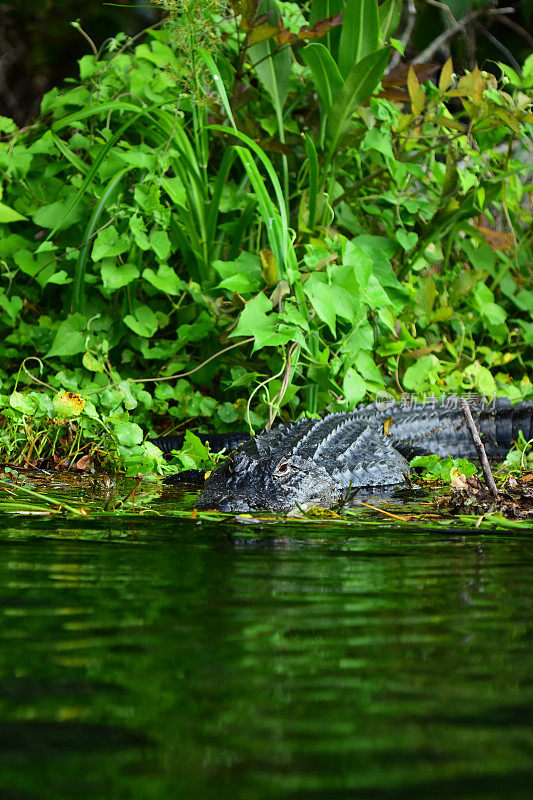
xmin=459 ymin=397 xmax=498 ymax=497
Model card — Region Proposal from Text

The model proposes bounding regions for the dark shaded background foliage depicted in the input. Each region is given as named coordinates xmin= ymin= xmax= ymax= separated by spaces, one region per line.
xmin=1 ymin=0 xmax=532 ymax=126
xmin=0 ymin=0 xmax=158 ymax=124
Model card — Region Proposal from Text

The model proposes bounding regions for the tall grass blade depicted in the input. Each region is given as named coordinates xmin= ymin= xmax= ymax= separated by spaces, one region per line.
xmin=198 ymin=48 xmax=237 ymax=130
xmin=303 ymin=134 xmax=319 ymax=232
xmin=208 ymin=124 xmax=289 ymax=266
xmin=233 ymin=145 xmax=285 ymax=274
xmin=72 ymin=167 xmax=131 ymax=314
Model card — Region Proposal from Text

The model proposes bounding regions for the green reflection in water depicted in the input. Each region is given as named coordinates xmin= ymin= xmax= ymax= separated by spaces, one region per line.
xmin=0 ymin=516 xmax=531 ymax=799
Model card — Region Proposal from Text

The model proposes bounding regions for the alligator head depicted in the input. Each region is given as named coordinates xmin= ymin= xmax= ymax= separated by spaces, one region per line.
xmin=196 ymin=449 xmax=337 ymax=513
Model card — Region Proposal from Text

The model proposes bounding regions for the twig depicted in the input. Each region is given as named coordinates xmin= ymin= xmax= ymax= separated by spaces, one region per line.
xmin=474 ymin=20 xmax=522 ymax=74
xmin=356 ymin=502 xmax=412 ymax=521
xmin=413 ymin=7 xmax=515 ymax=64
xmin=124 ymin=337 xmax=256 ymax=385
xmin=390 ymin=0 xmax=417 ymax=70
xmin=459 ymin=398 xmax=498 ymax=498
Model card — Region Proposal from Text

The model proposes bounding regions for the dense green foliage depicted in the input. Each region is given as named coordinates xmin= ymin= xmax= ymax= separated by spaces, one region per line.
xmin=0 ymin=0 xmax=532 ymax=473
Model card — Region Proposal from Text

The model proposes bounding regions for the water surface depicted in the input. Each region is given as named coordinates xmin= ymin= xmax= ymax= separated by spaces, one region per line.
xmin=0 ymin=514 xmax=531 ymax=799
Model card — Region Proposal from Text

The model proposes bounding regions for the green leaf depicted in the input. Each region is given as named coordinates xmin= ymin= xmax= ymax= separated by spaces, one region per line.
xmin=403 ymin=355 xmax=440 ymax=391
xmin=124 ymin=304 xmax=159 ymax=338
xmin=10 ymin=391 xmax=38 ymax=415
xmin=396 ymin=229 xmax=418 ymax=251
xmin=102 ymin=260 xmax=140 ymax=290
xmin=338 ymin=0 xmax=380 ymax=78
xmin=325 ymin=46 xmax=392 ymax=161
xmin=33 ymin=195 xmax=83 ymax=230
xmin=114 ymin=421 xmax=144 ymax=447
xmin=0 ymin=201 xmax=27 ymax=223
xmin=249 ymin=0 xmax=291 ymax=117
xmin=143 ymin=265 xmax=185 ymax=295
xmin=150 ymin=229 xmax=171 ymax=261
xmin=92 ymin=226 xmax=130 ymax=262
xmin=0 ymin=290 xmax=23 ymax=320
xmin=231 ymin=292 xmax=272 ymax=338
xmin=177 ymin=311 xmax=214 ymax=343
xmin=379 ymin=0 xmax=403 ymax=40
xmin=46 ymin=313 xmax=87 ymax=358
xmin=303 ymin=275 xmax=337 ymax=336
xmin=218 ymin=402 xmax=239 ymax=423
xmin=46 ymin=270 xmax=71 ymax=285
xmin=130 ymin=214 xmax=151 ymax=250
xmin=343 ymin=368 xmax=367 ymax=405
xmin=82 ymin=351 xmax=105 ymax=373
xmin=362 ymin=127 xmax=394 ymax=160
xmin=301 ymin=43 xmax=344 ymax=115
xmin=463 ymin=362 xmax=496 ymax=396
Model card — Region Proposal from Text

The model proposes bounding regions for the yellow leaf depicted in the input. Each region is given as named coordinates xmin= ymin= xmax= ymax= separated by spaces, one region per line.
xmin=407 ymin=66 xmax=425 ymax=115
xmin=260 ymin=248 xmax=278 ymax=287
xmin=439 ymin=58 xmax=454 ymax=93
xmin=248 ymin=25 xmax=279 ymax=46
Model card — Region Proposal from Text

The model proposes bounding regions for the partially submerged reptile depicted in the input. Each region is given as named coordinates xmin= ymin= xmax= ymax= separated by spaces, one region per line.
xmin=156 ymin=398 xmax=533 ymax=513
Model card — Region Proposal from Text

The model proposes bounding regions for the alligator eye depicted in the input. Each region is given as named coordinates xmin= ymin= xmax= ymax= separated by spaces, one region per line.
xmin=275 ymin=460 xmax=291 ymax=477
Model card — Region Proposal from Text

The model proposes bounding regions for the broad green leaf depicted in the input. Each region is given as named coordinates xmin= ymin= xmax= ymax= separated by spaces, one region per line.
xmin=33 ymin=194 xmax=83 ymax=230
xmin=231 ymin=292 xmax=273 ymax=338
xmin=124 ymin=304 xmax=158 ymax=338
xmin=92 ymin=226 xmax=130 ymax=262
xmin=0 ymin=290 xmax=23 ymax=320
xmin=249 ymin=0 xmax=291 ymax=119
xmin=114 ymin=421 xmax=144 ymax=446
xmin=339 ymin=0 xmax=380 ymax=78
xmin=102 ymin=260 xmax=140 ymax=290
xmin=303 ymin=275 xmax=337 ymax=336
xmin=10 ymin=391 xmax=38 ymax=416
xmin=46 ymin=313 xmax=87 ymax=358
xmin=325 ymin=46 xmax=392 ymax=161
xmin=302 ymin=43 xmax=344 ymax=115
xmin=45 ymin=270 xmax=71 ymax=285
xmin=218 ymin=402 xmax=239 ymax=423
xmin=150 ymin=229 xmax=171 ymax=261
xmin=177 ymin=311 xmax=214 ymax=343
xmin=143 ymin=265 xmax=185 ymax=295
xmin=403 ymin=355 xmax=440 ymax=391
xmin=362 ymin=127 xmax=394 ymax=159
xmin=464 ymin=362 xmax=497 ymax=396
xmin=342 ymin=241 xmax=373 ymax=289
xmin=0 ymin=202 xmax=27 ymax=223
xmin=378 ymin=0 xmax=403 ymax=40
xmin=130 ymin=214 xmax=151 ymax=250
xmin=82 ymin=351 xmax=105 ymax=373
xmin=343 ymin=368 xmax=367 ymax=404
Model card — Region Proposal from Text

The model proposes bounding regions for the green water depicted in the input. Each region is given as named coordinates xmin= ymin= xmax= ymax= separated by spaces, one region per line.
xmin=0 ymin=514 xmax=531 ymax=799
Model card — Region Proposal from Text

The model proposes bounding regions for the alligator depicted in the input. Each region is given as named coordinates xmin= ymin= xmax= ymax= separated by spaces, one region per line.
xmin=156 ymin=397 xmax=533 ymax=513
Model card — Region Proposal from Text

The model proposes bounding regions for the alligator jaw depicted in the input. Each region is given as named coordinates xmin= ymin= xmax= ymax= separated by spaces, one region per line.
xmin=196 ymin=452 xmax=337 ymax=513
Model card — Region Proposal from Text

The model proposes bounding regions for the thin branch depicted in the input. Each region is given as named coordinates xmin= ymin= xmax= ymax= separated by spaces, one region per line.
xmin=460 ymin=398 xmax=498 ymax=498
xmin=125 ymin=337 xmax=256 ymax=385
xmin=475 ymin=20 xmax=522 ymax=74
xmin=413 ymin=7 xmax=515 ymax=65
xmin=390 ymin=0 xmax=417 ymax=70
